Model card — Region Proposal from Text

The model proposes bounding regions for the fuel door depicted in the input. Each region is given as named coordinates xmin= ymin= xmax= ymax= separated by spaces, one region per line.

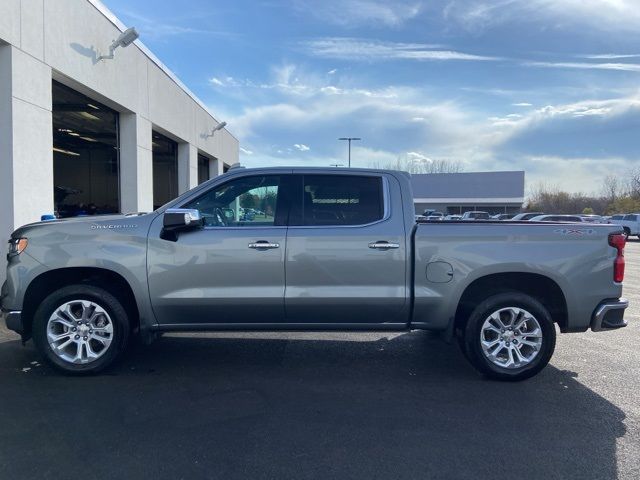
xmin=426 ymin=261 xmax=454 ymax=283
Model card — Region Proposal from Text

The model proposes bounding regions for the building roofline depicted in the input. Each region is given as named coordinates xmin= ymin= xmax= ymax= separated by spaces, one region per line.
xmin=414 ymin=197 xmax=524 ymax=204
xmin=87 ymin=0 xmax=238 ymax=142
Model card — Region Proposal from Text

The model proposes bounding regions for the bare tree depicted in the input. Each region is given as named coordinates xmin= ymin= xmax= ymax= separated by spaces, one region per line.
xmin=370 ymin=153 xmax=463 ymax=174
xmin=602 ymin=175 xmax=620 ymax=204
xmin=526 ymin=182 xmax=608 ymax=214
xmin=628 ymin=168 xmax=640 ymax=199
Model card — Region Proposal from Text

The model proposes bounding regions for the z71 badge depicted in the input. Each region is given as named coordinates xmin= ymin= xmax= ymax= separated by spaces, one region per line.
xmin=554 ymin=228 xmax=596 ymax=236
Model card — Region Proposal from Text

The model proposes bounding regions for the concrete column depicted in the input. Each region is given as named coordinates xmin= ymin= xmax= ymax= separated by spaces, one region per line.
xmin=120 ymin=113 xmax=153 ymax=213
xmin=178 ymin=143 xmax=198 ymax=194
xmin=0 ymin=45 xmax=53 ymax=282
xmin=210 ymin=157 xmax=224 ymax=178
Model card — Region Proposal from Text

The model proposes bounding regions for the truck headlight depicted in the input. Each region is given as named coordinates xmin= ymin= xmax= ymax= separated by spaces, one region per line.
xmin=8 ymin=238 xmax=28 ymax=256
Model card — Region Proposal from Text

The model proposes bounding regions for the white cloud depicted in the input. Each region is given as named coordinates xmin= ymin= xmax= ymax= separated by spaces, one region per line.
xmin=211 ymin=59 xmax=640 ymax=193
xmin=303 ymin=37 xmax=499 ymax=62
xmin=524 ymin=61 xmax=640 ymax=72
xmin=580 ymin=54 xmax=640 ymax=59
xmin=328 ymin=69 xmax=338 ymax=75
xmin=293 ymin=0 xmax=423 ymax=27
xmin=118 ymin=10 xmax=233 ymax=40
xmin=444 ymin=0 xmax=640 ymax=33
xmin=239 ymin=147 xmax=253 ymax=155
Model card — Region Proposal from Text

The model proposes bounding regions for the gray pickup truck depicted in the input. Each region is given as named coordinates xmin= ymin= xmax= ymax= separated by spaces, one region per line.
xmin=1 ymin=167 xmax=629 ymax=380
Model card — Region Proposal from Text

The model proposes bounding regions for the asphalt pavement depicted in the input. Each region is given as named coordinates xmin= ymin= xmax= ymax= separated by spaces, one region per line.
xmin=1 ymin=242 xmax=639 ymax=479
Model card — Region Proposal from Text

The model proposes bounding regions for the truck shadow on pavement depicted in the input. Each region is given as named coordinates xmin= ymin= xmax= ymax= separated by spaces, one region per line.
xmin=0 ymin=330 xmax=626 ymax=480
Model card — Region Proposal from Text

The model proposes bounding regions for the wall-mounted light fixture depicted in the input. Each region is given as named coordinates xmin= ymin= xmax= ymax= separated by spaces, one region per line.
xmin=97 ymin=27 xmax=139 ymax=61
xmin=206 ymin=121 xmax=227 ymax=138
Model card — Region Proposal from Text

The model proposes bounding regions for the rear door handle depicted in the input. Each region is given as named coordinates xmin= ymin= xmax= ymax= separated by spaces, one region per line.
xmin=248 ymin=240 xmax=280 ymax=250
xmin=368 ymin=241 xmax=400 ymax=250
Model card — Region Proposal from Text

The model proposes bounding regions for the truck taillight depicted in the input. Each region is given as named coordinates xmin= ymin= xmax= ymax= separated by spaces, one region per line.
xmin=609 ymin=233 xmax=626 ymax=283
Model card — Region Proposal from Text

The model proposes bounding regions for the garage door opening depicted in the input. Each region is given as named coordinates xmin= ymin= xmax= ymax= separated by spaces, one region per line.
xmin=52 ymin=81 xmax=119 ymax=217
xmin=152 ymin=131 xmax=178 ymax=209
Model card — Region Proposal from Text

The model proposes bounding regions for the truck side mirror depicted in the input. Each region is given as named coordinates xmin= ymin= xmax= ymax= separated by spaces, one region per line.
xmin=163 ymin=208 xmax=204 ymax=232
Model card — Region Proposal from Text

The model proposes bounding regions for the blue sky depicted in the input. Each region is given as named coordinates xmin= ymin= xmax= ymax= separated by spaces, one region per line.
xmin=103 ymin=0 xmax=640 ymax=193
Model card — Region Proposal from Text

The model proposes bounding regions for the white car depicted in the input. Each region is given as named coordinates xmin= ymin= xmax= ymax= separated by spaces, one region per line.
xmin=619 ymin=213 xmax=640 ymax=238
xmin=529 ymin=214 xmax=584 ymax=222
xmin=461 ymin=211 xmax=490 ymax=220
xmin=608 ymin=214 xmax=625 ymax=225
xmin=511 ymin=212 xmax=544 ymax=221
xmin=580 ymin=215 xmax=605 ymax=224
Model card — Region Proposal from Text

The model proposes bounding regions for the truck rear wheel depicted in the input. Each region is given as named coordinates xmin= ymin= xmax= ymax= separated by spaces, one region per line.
xmin=461 ymin=292 xmax=556 ymax=381
xmin=32 ymin=285 xmax=130 ymax=374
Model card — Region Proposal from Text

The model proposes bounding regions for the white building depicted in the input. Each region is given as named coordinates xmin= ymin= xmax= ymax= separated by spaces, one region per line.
xmin=0 ymin=0 xmax=239 ymax=281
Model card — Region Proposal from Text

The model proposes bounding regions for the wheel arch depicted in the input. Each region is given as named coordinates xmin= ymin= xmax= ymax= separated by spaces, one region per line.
xmin=454 ymin=272 xmax=568 ymax=334
xmin=21 ymin=267 xmax=140 ymax=340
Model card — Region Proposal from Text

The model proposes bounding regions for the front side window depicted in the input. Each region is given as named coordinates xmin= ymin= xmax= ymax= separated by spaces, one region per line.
xmin=302 ymin=175 xmax=384 ymax=226
xmin=623 ymin=214 xmax=637 ymax=221
xmin=185 ymin=175 xmax=281 ymax=227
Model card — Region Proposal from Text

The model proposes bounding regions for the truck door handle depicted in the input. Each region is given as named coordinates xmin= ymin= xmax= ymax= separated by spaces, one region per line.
xmin=248 ymin=241 xmax=280 ymax=250
xmin=368 ymin=241 xmax=400 ymax=250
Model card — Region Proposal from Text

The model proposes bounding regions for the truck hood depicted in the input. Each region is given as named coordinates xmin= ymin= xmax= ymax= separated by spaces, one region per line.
xmin=11 ymin=213 xmax=155 ymax=238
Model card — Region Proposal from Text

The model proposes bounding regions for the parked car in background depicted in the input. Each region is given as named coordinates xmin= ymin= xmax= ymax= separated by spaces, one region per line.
xmin=492 ymin=214 xmax=515 ymax=220
xmin=461 ymin=211 xmax=491 ymax=220
xmin=511 ymin=212 xmax=544 ymax=221
xmin=580 ymin=215 xmax=605 ymax=224
xmin=608 ymin=214 xmax=625 ymax=225
xmin=529 ymin=215 xmax=584 ymax=222
xmin=619 ymin=213 xmax=640 ymax=239
xmin=444 ymin=214 xmax=462 ymax=220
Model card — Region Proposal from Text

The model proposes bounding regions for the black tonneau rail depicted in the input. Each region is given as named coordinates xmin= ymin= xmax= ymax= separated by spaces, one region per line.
xmin=415 ymin=219 xmax=613 ymax=226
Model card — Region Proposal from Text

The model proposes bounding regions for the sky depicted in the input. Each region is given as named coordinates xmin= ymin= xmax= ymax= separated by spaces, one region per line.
xmin=103 ymin=0 xmax=640 ymax=194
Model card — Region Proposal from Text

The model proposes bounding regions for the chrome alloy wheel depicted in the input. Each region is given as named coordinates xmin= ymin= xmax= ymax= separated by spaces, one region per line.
xmin=46 ymin=300 xmax=114 ymax=364
xmin=480 ymin=307 xmax=543 ymax=369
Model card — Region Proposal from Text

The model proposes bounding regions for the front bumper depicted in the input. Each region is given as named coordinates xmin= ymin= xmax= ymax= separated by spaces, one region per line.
xmin=0 ymin=308 xmax=23 ymax=334
xmin=591 ymin=298 xmax=628 ymax=332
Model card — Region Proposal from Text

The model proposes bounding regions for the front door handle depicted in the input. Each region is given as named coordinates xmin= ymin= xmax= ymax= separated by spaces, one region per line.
xmin=368 ymin=241 xmax=400 ymax=250
xmin=248 ymin=240 xmax=280 ymax=250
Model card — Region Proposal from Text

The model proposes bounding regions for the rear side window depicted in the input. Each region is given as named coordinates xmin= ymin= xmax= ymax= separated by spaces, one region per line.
xmin=302 ymin=175 xmax=384 ymax=226
xmin=612 ymin=215 xmax=623 ymax=220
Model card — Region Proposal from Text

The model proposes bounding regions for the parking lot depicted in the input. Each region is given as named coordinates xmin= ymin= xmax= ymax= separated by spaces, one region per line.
xmin=0 ymin=243 xmax=639 ymax=480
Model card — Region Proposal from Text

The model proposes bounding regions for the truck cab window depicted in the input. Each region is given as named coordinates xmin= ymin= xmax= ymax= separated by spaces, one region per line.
xmin=302 ymin=175 xmax=383 ymax=226
xmin=185 ymin=175 xmax=282 ymax=227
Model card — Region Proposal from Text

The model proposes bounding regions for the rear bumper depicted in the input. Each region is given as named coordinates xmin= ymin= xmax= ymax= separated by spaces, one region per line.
xmin=591 ymin=298 xmax=628 ymax=332
xmin=0 ymin=308 xmax=23 ymax=334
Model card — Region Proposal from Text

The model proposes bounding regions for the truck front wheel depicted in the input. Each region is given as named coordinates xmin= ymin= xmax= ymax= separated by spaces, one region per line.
xmin=461 ymin=293 xmax=556 ymax=381
xmin=32 ymin=285 xmax=130 ymax=374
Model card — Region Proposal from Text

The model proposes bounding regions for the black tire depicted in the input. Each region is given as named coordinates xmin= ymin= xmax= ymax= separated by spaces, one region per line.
xmin=32 ymin=284 xmax=130 ymax=374
xmin=623 ymin=227 xmax=630 ymax=239
xmin=461 ymin=292 xmax=556 ymax=381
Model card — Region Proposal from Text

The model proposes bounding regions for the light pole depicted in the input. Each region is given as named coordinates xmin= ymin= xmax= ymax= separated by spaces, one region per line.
xmin=338 ymin=137 xmax=361 ymax=167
